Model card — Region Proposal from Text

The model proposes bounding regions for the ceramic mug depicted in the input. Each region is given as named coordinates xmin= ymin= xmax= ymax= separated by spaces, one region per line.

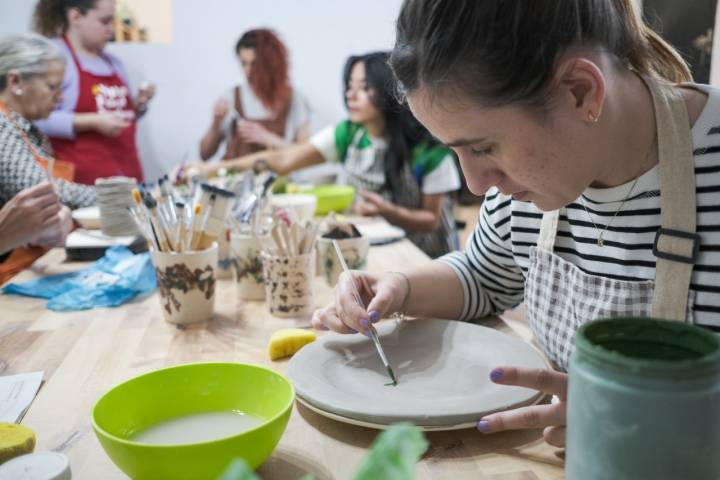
xmin=150 ymin=243 xmax=218 ymax=325
xmin=316 ymin=236 xmax=370 ymax=286
xmin=230 ymin=231 xmax=268 ymax=301
xmin=261 ymin=250 xmax=315 ymax=318
xmin=567 ymin=317 xmax=720 ymax=480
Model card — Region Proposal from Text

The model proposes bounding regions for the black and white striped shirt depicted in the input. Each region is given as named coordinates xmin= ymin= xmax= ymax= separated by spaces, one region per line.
xmin=439 ymin=84 xmax=720 ymax=331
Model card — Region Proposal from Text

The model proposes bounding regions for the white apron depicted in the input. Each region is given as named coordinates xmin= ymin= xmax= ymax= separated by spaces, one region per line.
xmin=525 ymin=78 xmax=700 ymax=370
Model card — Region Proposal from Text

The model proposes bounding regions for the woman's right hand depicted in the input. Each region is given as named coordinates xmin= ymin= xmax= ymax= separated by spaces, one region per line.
xmin=311 ymin=271 xmax=409 ymax=333
xmin=94 ymin=111 xmax=133 ymax=137
xmin=0 ymin=183 xmax=61 ymax=254
xmin=212 ymin=98 xmax=230 ymax=125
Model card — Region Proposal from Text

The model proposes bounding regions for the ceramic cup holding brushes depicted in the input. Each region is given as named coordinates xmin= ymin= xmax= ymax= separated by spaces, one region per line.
xmin=151 ymin=243 xmax=218 ymax=325
xmin=316 ymin=222 xmax=369 ymax=286
xmin=126 ymin=176 xmax=235 ymax=324
xmin=231 ymin=229 xmax=269 ymax=301
xmin=261 ymin=217 xmax=318 ymax=318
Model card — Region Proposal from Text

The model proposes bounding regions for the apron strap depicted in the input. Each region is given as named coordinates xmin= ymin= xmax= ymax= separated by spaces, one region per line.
xmin=648 ymin=81 xmax=698 ymax=322
xmin=538 ymin=209 xmax=560 ymax=252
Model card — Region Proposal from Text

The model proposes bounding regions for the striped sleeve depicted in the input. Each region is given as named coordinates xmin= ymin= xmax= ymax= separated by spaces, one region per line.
xmin=437 ymin=189 xmax=525 ymax=320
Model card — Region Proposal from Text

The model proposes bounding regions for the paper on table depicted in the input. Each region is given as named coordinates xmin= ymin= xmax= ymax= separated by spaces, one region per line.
xmin=0 ymin=371 xmax=43 ymax=423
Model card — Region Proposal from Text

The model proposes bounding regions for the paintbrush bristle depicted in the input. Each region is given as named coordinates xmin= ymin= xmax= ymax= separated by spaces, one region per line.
xmin=131 ymin=188 xmax=142 ymax=205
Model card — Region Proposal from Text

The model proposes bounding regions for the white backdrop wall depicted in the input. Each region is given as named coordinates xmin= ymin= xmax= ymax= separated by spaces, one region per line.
xmin=0 ymin=0 xmax=403 ymax=179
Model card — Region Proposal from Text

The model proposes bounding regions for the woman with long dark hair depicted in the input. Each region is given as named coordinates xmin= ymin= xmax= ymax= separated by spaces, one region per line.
xmin=32 ymin=0 xmax=155 ymax=185
xmin=199 ymin=29 xmax=311 ymax=159
xmin=190 ymin=51 xmax=461 ymax=258
xmin=315 ymin=0 xmax=720 ymax=447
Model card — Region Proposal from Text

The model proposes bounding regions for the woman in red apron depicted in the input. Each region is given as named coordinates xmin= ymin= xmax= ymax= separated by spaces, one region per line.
xmin=33 ymin=0 xmax=154 ymax=185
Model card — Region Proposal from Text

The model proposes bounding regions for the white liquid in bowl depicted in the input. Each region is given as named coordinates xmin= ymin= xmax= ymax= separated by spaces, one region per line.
xmin=131 ymin=411 xmax=264 ymax=445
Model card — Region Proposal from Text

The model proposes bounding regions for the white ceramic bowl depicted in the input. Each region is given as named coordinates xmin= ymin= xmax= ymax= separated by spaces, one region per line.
xmin=269 ymin=194 xmax=317 ymax=223
xmin=71 ymin=206 xmax=101 ymax=230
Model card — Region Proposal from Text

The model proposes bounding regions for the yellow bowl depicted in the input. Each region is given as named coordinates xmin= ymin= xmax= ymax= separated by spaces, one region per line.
xmin=301 ymin=185 xmax=356 ymax=215
xmin=92 ymin=362 xmax=294 ymax=480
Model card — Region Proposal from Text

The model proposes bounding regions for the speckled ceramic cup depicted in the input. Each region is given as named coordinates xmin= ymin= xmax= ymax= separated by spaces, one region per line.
xmin=150 ymin=243 xmax=218 ymax=325
xmin=230 ymin=232 xmax=268 ymax=301
xmin=261 ymin=250 xmax=315 ymax=318
xmin=315 ymin=236 xmax=369 ymax=286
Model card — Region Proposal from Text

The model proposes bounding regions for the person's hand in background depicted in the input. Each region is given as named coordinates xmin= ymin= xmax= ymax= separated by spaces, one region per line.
xmin=0 ymin=183 xmax=61 ymax=254
xmin=237 ymin=119 xmax=287 ymax=149
xmin=93 ymin=111 xmax=133 ymax=137
xmin=135 ymin=81 xmax=156 ymax=114
xmin=31 ymin=205 xmax=72 ymax=249
xmin=212 ymin=97 xmax=230 ymax=127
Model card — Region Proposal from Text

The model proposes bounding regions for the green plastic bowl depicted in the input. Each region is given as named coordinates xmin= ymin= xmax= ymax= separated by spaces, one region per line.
xmin=92 ymin=363 xmax=294 ymax=480
xmin=300 ymin=184 xmax=355 ymax=215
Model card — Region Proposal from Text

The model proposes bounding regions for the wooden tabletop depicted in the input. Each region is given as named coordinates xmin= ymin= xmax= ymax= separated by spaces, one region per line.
xmin=1 ymin=239 xmax=564 ymax=479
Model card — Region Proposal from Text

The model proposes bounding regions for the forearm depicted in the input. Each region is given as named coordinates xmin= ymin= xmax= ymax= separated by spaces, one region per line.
xmin=73 ymin=113 xmax=99 ymax=134
xmin=264 ymin=131 xmax=291 ymax=150
xmin=401 ymin=261 xmax=464 ymax=319
xmin=380 ymin=201 xmax=442 ymax=233
xmin=223 ymin=143 xmax=323 ymax=175
xmin=34 ymin=111 xmax=75 ymax=139
xmin=200 ymin=123 xmax=224 ymax=160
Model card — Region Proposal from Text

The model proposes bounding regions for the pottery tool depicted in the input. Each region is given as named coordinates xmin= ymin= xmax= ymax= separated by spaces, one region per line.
xmin=332 ymin=239 xmax=398 ymax=386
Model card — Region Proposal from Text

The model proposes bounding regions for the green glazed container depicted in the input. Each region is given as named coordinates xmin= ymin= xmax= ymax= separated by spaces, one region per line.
xmin=567 ymin=318 xmax=720 ymax=480
xmin=92 ymin=362 xmax=294 ymax=480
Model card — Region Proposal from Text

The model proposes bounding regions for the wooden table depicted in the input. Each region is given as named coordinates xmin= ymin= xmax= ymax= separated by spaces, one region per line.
xmin=0 ymin=240 xmax=564 ymax=479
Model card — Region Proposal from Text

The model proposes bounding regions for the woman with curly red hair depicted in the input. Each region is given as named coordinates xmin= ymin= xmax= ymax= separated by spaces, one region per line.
xmin=200 ymin=29 xmax=310 ymax=159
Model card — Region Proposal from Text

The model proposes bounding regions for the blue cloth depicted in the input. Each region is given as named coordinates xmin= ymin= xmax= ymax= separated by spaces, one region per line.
xmin=2 ymin=247 xmax=156 ymax=311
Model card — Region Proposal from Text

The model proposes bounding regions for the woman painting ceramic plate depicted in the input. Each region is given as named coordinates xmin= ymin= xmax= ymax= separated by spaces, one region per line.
xmin=313 ymin=0 xmax=720 ymax=448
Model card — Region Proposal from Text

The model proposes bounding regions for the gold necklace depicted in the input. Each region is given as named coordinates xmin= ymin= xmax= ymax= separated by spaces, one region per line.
xmin=579 ymin=176 xmax=640 ymax=247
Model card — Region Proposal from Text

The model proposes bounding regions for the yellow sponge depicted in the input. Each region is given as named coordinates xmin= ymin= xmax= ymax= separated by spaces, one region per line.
xmin=268 ymin=329 xmax=317 ymax=360
xmin=0 ymin=423 xmax=36 ymax=464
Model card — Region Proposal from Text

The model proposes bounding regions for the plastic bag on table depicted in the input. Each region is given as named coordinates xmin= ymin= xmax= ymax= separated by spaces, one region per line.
xmin=1 ymin=246 xmax=156 ymax=311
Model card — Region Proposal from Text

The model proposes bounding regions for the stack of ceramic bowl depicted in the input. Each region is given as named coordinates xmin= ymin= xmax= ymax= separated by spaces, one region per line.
xmin=95 ymin=177 xmax=140 ymax=237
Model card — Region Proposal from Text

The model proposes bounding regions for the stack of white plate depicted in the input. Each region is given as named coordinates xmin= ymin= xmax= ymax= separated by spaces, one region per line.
xmin=95 ymin=177 xmax=140 ymax=237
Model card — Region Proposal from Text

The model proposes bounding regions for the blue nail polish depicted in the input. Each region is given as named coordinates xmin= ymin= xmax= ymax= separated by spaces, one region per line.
xmin=369 ymin=311 xmax=380 ymax=323
xmin=360 ymin=319 xmax=369 ymax=329
xmin=477 ymin=420 xmax=490 ymax=433
xmin=490 ymin=368 xmax=503 ymax=382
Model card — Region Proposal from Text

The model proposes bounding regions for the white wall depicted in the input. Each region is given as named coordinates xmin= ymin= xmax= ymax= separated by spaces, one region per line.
xmin=0 ymin=0 xmax=403 ymax=179
xmin=712 ymin=3 xmax=720 ymax=85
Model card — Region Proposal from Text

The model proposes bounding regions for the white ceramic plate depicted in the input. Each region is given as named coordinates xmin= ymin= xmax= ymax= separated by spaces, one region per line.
xmin=287 ymin=319 xmax=548 ymax=429
xmin=356 ymin=222 xmax=406 ymax=245
xmin=71 ymin=206 xmax=101 ymax=229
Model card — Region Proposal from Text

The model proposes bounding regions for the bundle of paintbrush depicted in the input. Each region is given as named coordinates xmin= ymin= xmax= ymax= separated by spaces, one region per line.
xmin=127 ymin=178 xmax=235 ymax=253
xmin=265 ymin=209 xmax=319 ymax=258
xmin=228 ymin=172 xmax=277 ymax=237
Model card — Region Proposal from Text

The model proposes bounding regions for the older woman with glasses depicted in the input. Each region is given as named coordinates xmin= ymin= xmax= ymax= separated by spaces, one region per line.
xmin=0 ymin=33 xmax=96 ymax=282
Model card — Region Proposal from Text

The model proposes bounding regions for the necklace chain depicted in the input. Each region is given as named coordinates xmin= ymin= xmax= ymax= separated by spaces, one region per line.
xmin=580 ymin=176 xmax=640 ymax=247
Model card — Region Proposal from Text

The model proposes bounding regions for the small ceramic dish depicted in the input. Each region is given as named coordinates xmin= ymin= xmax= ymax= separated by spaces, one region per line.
xmin=71 ymin=206 xmax=101 ymax=230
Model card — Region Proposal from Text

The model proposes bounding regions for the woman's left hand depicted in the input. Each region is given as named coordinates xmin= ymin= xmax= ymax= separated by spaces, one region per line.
xmin=237 ymin=120 xmax=282 ymax=148
xmin=477 ymin=367 xmax=568 ymax=447
xmin=355 ymin=191 xmax=387 ymax=216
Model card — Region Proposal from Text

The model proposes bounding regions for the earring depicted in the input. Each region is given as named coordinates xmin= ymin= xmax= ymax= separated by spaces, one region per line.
xmin=587 ymin=110 xmax=598 ymax=123
xmin=13 ymin=89 xmax=23 ymax=96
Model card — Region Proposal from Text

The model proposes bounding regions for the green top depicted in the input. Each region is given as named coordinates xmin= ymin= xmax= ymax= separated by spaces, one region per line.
xmin=333 ymin=120 xmax=450 ymax=180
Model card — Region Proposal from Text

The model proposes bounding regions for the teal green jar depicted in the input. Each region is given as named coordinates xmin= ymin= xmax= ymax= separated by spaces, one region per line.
xmin=567 ymin=317 xmax=720 ymax=480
